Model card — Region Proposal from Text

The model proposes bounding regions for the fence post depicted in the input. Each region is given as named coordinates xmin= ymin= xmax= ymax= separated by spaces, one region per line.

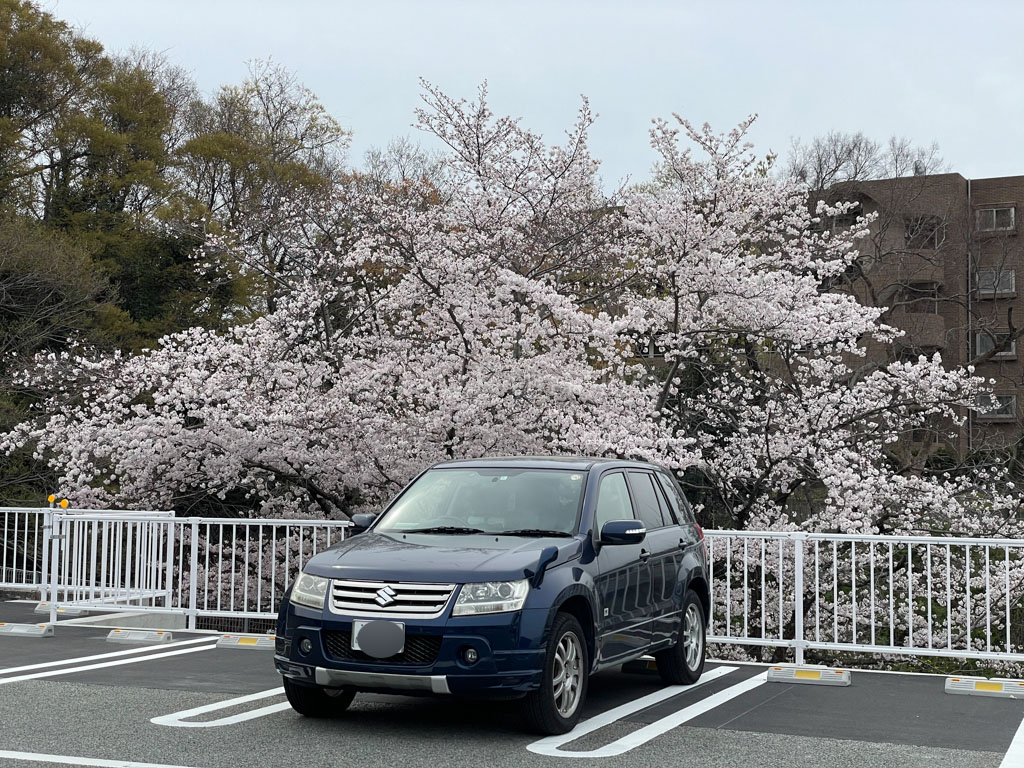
xmin=793 ymin=534 xmax=805 ymax=666
xmin=187 ymin=519 xmax=199 ymax=631
xmin=48 ymin=513 xmax=59 ymax=625
xmin=40 ymin=508 xmax=51 ymax=603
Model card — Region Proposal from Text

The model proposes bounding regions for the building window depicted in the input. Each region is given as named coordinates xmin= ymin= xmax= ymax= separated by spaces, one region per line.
xmin=977 ymin=206 xmax=1016 ymax=232
xmin=976 ymin=394 xmax=1017 ymax=421
xmin=632 ymin=333 xmax=667 ymax=359
xmin=901 ymin=282 xmax=939 ymax=314
xmin=976 ymin=268 xmax=1016 ymax=297
xmin=812 ymin=213 xmax=858 ymax=233
xmin=904 ymin=215 xmax=946 ymax=249
xmin=974 ymin=331 xmax=1017 ymax=359
xmin=831 ymin=213 xmax=858 ymax=230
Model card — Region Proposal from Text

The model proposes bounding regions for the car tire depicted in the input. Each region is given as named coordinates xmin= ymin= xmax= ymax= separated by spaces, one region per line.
xmin=283 ymin=677 xmax=356 ymax=717
xmin=655 ymin=588 xmax=706 ymax=685
xmin=523 ymin=612 xmax=589 ymax=735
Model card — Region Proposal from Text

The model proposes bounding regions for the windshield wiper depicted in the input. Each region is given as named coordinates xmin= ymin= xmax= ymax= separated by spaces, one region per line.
xmin=402 ymin=526 xmax=486 ymax=535
xmin=491 ymin=529 xmax=574 ymax=537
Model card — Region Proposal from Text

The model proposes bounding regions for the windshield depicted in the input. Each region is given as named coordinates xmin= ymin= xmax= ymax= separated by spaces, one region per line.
xmin=375 ymin=468 xmax=586 ymax=535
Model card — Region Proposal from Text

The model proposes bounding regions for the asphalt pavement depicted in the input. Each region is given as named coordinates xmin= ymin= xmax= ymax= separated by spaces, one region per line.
xmin=0 ymin=599 xmax=1021 ymax=768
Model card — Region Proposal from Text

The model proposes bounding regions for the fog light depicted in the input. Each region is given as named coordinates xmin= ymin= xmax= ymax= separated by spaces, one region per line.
xmin=298 ymin=637 xmax=313 ymax=655
xmin=463 ymin=647 xmax=479 ymax=665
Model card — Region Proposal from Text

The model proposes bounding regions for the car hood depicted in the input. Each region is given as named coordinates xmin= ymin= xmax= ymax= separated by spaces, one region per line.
xmin=302 ymin=531 xmax=584 ymax=583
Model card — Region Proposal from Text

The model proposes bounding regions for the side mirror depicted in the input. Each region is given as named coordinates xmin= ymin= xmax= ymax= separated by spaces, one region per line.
xmin=600 ymin=520 xmax=646 ymax=546
xmin=350 ymin=513 xmax=378 ymax=535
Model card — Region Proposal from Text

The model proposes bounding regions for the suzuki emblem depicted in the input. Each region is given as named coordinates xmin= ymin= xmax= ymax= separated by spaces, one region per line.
xmin=374 ymin=586 xmax=398 ymax=606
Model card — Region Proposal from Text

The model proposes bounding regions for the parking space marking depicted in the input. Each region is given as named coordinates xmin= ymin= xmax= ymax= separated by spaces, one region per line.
xmin=151 ymin=687 xmax=290 ymax=728
xmin=0 ymin=642 xmax=217 ymax=685
xmin=527 ymin=665 xmax=741 ymax=758
xmin=0 ymin=749 xmax=203 ymax=768
xmin=0 ymin=637 xmax=217 ymax=676
xmin=1001 ymin=712 xmax=1024 ymax=767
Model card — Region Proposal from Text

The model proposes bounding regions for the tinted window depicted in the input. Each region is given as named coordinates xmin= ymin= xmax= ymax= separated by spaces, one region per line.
xmin=628 ymin=472 xmax=668 ymax=529
xmin=595 ymin=473 xmax=634 ymax=532
xmin=376 ymin=468 xmax=585 ymax=534
xmin=656 ymin=473 xmax=693 ymax=524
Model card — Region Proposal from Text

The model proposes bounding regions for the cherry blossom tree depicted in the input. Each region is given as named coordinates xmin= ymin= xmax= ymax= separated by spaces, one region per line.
xmin=3 ymin=83 xmax=1020 ymax=550
xmin=1 ymin=84 xmax=674 ymax=517
xmin=617 ymin=115 xmax=1020 ymax=537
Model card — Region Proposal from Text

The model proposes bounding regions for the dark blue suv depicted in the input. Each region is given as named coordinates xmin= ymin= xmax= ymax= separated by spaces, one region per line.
xmin=274 ymin=457 xmax=709 ymax=734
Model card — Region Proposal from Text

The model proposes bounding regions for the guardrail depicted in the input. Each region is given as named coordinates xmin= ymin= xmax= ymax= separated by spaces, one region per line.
xmin=47 ymin=512 xmax=351 ymax=627
xmin=704 ymin=530 xmax=1024 ymax=664
xmin=2 ymin=507 xmax=174 ymax=599
xmin=0 ymin=508 xmax=47 ymax=590
xmin=10 ymin=508 xmax=1024 ymax=663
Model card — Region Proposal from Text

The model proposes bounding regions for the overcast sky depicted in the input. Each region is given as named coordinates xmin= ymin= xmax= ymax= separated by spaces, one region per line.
xmin=53 ymin=0 xmax=1024 ymax=188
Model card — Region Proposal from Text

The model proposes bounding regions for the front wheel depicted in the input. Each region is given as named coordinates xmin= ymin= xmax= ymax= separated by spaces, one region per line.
xmin=522 ymin=613 xmax=589 ymax=735
xmin=283 ymin=676 xmax=356 ymax=717
xmin=655 ymin=589 xmax=706 ymax=685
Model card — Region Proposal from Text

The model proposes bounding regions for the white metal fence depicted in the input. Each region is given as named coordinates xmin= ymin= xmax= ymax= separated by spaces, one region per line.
xmin=705 ymin=530 xmax=1024 ymax=664
xmin=1 ymin=507 xmax=49 ymax=590
xmin=8 ymin=508 xmax=1024 ymax=663
xmin=2 ymin=507 xmax=176 ymax=599
xmin=46 ymin=512 xmax=350 ymax=627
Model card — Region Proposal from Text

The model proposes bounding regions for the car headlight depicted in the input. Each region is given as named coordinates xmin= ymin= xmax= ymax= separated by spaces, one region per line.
xmin=452 ymin=579 xmax=529 ymax=616
xmin=290 ymin=572 xmax=329 ymax=610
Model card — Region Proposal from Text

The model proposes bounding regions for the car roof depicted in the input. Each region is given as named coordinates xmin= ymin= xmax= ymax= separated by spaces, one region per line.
xmin=429 ymin=456 xmax=665 ymax=472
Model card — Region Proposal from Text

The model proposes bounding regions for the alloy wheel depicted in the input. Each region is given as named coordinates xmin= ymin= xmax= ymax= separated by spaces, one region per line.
xmin=684 ymin=602 xmax=703 ymax=671
xmin=552 ymin=630 xmax=584 ymax=717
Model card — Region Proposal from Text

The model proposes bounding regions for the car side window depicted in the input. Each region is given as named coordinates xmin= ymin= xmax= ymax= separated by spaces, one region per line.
xmin=656 ymin=472 xmax=693 ymax=524
xmin=651 ymin=477 xmax=679 ymax=525
xmin=627 ymin=471 xmax=668 ymax=530
xmin=594 ymin=472 xmax=635 ymax=533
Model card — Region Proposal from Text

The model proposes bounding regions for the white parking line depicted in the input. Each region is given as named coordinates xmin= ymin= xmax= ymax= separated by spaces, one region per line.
xmin=0 ymin=637 xmax=217 ymax=676
xmin=0 ymin=750 xmax=203 ymax=768
xmin=528 ymin=667 xmax=768 ymax=758
xmin=1000 ymin=712 xmax=1024 ymax=768
xmin=0 ymin=643 xmax=216 ymax=685
xmin=151 ymin=687 xmax=290 ymax=728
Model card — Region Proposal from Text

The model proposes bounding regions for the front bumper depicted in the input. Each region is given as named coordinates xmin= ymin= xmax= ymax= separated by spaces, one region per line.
xmin=317 ymin=667 xmax=452 ymax=693
xmin=275 ymin=601 xmax=549 ymax=697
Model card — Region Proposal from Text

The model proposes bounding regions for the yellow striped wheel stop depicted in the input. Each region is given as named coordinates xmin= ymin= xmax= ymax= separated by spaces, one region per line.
xmin=33 ymin=603 xmax=87 ymax=617
xmin=216 ymin=634 xmax=275 ymax=650
xmin=106 ymin=629 xmax=174 ymax=645
xmin=767 ymin=665 xmax=852 ymax=686
xmin=945 ymin=676 xmax=1024 ymax=698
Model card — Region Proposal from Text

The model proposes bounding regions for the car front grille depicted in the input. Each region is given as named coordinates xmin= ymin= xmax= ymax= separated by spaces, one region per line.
xmin=330 ymin=579 xmax=456 ymax=618
xmin=322 ymin=630 xmax=443 ymax=665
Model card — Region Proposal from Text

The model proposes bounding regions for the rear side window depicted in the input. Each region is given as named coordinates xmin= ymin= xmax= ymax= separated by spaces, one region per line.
xmin=656 ymin=473 xmax=694 ymax=524
xmin=627 ymin=471 xmax=669 ymax=529
xmin=594 ymin=472 xmax=635 ymax=532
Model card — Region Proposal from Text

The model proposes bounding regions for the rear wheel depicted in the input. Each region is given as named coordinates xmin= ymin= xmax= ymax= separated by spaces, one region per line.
xmin=523 ymin=613 xmax=589 ymax=735
xmin=655 ymin=589 xmax=706 ymax=685
xmin=283 ymin=676 xmax=356 ymax=717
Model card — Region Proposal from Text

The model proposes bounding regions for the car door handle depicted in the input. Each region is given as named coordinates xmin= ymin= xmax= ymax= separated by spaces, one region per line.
xmin=639 ymin=549 xmax=650 ymax=562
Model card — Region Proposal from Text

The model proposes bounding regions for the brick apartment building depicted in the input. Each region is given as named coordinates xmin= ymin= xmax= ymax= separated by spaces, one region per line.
xmin=827 ymin=172 xmax=1024 ymax=453
xmin=627 ymin=172 xmax=1024 ymax=456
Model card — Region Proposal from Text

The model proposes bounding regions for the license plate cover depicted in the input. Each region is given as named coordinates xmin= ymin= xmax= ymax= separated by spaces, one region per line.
xmin=351 ymin=620 xmax=406 ymax=653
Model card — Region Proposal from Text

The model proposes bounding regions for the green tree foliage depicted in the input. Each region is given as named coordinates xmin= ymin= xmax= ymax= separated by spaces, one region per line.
xmin=0 ymin=0 xmax=108 ymax=213
xmin=0 ymin=217 xmax=111 ymax=502
xmin=177 ymin=59 xmax=350 ymax=313
xmin=0 ymin=1 xmax=352 ymax=502
xmin=0 ymin=217 xmax=108 ymax=359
